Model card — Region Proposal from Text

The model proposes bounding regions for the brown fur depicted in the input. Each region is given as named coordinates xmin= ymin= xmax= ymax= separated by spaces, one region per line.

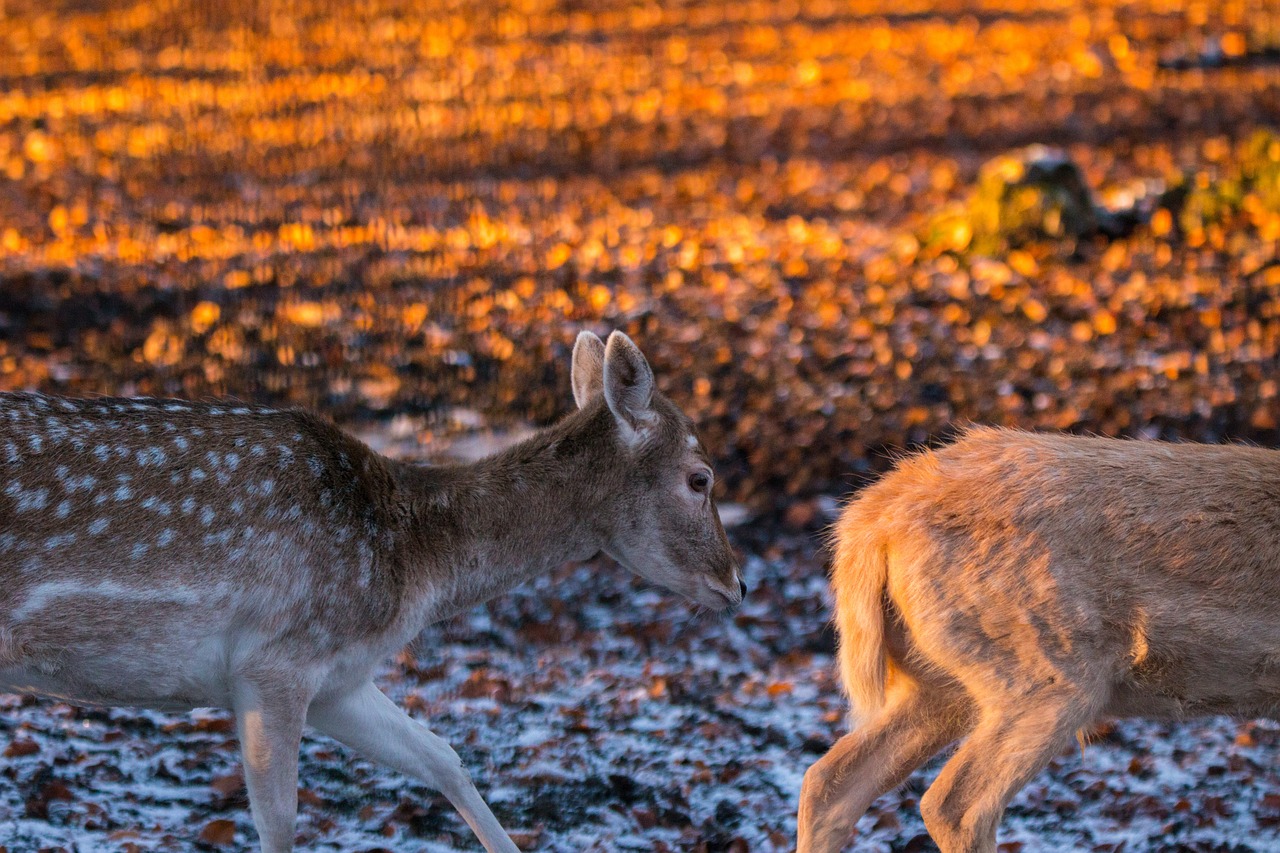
xmin=799 ymin=427 xmax=1280 ymax=853
xmin=0 ymin=330 xmax=742 ymax=853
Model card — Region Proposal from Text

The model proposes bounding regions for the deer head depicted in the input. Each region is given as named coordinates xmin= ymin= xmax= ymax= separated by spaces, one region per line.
xmin=571 ymin=330 xmax=744 ymax=611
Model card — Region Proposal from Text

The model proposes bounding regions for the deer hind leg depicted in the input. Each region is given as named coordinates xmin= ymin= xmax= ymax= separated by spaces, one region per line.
xmin=233 ymin=679 xmax=310 ymax=853
xmin=919 ymin=687 xmax=1098 ymax=853
xmin=307 ymin=680 xmax=520 ymax=853
xmin=798 ymin=679 xmax=973 ymax=853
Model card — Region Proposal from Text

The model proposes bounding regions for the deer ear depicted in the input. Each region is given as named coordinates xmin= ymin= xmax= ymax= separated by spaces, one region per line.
xmin=571 ymin=331 xmax=606 ymax=409
xmin=603 ymin=331 xmax=655 ymax=441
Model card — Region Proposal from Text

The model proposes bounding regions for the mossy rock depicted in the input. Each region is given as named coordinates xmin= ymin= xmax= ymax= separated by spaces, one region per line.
xmin=926 ymin=145 xmax=1119 ymax=256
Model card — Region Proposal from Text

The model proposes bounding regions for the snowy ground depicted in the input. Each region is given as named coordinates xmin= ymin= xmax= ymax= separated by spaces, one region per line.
xmin=3 ymin=427 xmax=1280 ymax=852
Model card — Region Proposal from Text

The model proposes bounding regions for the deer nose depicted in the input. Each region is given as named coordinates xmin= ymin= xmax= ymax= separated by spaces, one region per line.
xmin=738 ymin=577 xmax=748 ymax=599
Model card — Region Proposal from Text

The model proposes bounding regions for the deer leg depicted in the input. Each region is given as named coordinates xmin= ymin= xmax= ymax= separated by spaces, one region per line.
xmin=233 ymin=680 xmax=309 ymax=853
xmin=307 ymin=680 xmax=520 ymax=853
xmin=919 ymin=691 xmax=1095 ymax=853
xmin=797 ymin=683 xmax=972 ymax=853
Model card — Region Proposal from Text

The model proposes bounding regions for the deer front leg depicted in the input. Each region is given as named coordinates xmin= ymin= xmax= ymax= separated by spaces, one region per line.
xmin=307 ymin=680 xmax=521 ymax=853
xmin=233 ymin=679 xmax=309 ymax=853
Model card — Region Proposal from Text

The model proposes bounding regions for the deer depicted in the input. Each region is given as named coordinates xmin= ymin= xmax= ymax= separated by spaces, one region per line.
xmin=0 ymin=330 xmax=745 ymax=853
xmin=798 ymin=426 xmax=1280 ymax=853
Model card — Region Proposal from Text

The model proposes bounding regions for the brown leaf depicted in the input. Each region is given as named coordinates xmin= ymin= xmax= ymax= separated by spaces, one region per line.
xmin=210 ymin=773 xmax=243 ymax=799
xmin=4 ymin=739 xmax=38 ymax=757
xmin=198 ymin=819 xmax=237 ymax=846
xmin=509 ymin=828 xmax=543 ymax=847
xmin=297 ymin=788 xmax=324 ymax=808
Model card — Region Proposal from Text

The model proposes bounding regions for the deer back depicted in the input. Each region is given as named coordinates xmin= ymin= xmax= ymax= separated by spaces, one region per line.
xmin=0 ymin=393 xmax=410 ymax=660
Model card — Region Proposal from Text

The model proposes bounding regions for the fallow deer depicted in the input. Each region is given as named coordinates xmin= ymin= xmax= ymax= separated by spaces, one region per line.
xmin=0 ymin=330 xmax=744 ymax=853
xmin=799 ymin=426 xmax=1280 ymax=852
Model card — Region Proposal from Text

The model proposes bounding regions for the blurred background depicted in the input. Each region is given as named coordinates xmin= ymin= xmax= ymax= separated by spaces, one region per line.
xmin=3 ymin=1 xmax=1280 ymax=851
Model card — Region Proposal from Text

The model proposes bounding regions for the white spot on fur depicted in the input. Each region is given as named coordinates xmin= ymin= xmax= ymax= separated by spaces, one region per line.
xmin=55 ymin=499 xmax=72 ymax=519
xmin=157 ymin=528 xmax=175 ymax=548
xmin=131 ymin=542 xmax=149 ymax=559
xmin=93 ymin=444 xmax=110 ymax=462
xmin=181 ymin=496 xmax=196 ymax=515
xmin=4 ymin=442 xmax=18 ymax=464
xmin=88 ymin=518 xmax=109 ymax=535
xmin=174 ymin=435 xmax=190 ymax=451
xmin=200 ymin=506 xmax=215 ymax=526
xmin=203 ymin=529 xmax=233 ymax=547
xmin=10 ymin=484 xmax=49 ymax=512
xmin=44 ymin=533 xmax=77 ymax=550
xmin=307 ymin=457 xmax=324 ymax=478
xmin=28 ymin=435 xmax=43 ymax=453
xmin=13 ymin=580 xmax=201 ymax=621
xmin=225 ymin=452 xmax=241 ymax=469
xmin=141 ymin=496 xmax=173 ymax=516
xmin=191 ymin=468 xmax=207 ymax=482
xmin=686 ymin=433 xmax=699 ymax=449
xmin=114 ymin=485 xmax=132 ymax=502
xmin=136 ymin=447 xmax=167 ymax=466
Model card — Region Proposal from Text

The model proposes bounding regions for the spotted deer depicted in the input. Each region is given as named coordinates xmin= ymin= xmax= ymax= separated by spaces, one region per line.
xmin=799 ymin=427 xmax=1280 ymax=853
xmin=0 ymin=330 xmax=743 ymax=853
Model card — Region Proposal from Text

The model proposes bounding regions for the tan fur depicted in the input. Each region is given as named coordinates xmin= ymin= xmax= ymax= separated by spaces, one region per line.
xmin=800 ymin=426 xmax=1280 ymax=853
xmin=830 ymin=494 xmax=890 ymax=725
xmin=0 ymin=331 xmax=742 ymax=853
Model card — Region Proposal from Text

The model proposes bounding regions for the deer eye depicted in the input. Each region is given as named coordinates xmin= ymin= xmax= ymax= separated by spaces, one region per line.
xmin=688 ymin=471 xmax=711 ymax=494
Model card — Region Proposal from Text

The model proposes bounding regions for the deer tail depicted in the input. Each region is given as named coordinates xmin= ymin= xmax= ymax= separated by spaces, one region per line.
xmin=829 ymin=499 xmax=891 ymax=725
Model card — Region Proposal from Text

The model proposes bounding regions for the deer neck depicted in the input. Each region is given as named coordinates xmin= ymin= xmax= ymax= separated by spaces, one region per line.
xmin=391 ymin=408 xmax=613 ymax=630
